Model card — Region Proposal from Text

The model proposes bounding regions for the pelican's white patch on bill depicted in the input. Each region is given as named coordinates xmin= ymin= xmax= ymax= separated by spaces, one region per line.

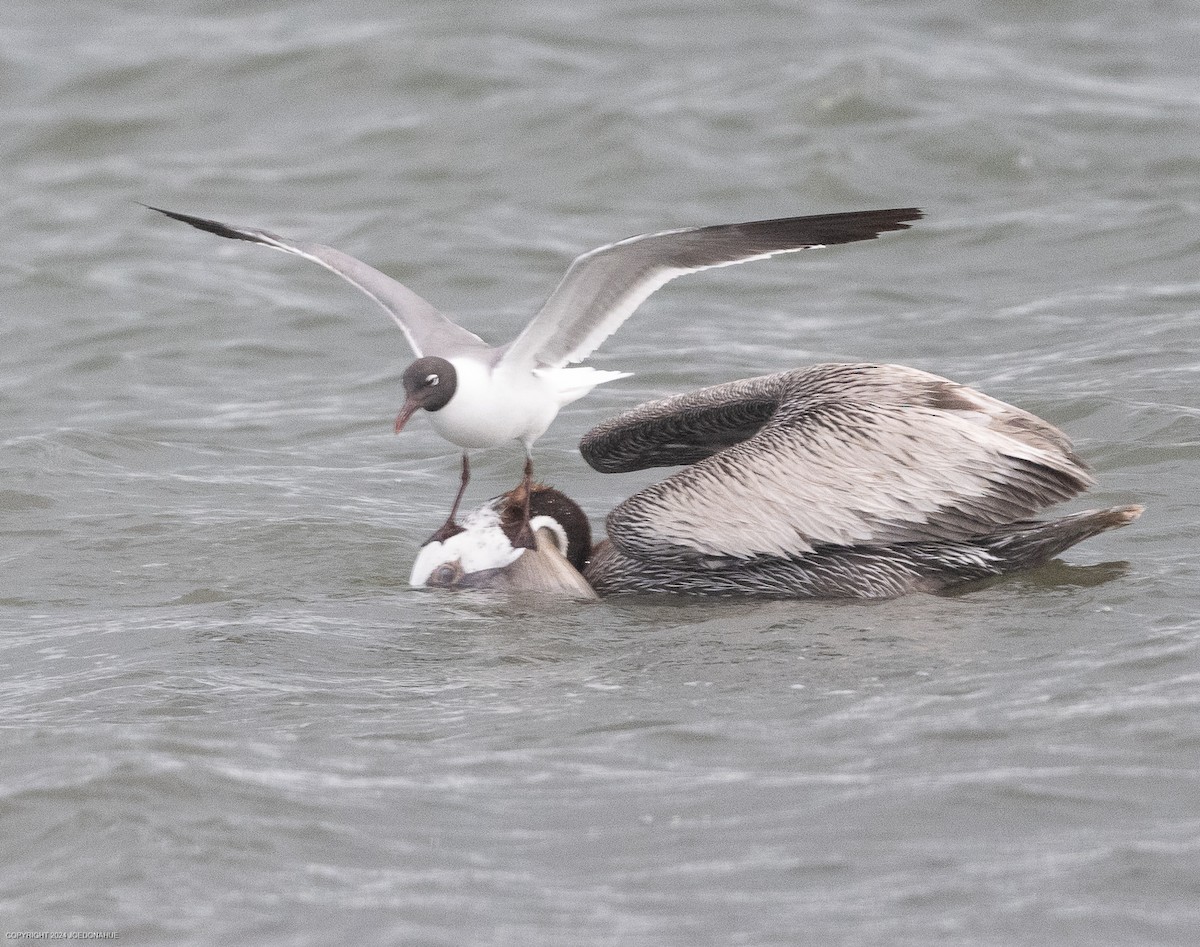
xmin=409 ymin=503 xmax=527 ymax=587
xmin=526 ymin=514 xmax=569 ymax=554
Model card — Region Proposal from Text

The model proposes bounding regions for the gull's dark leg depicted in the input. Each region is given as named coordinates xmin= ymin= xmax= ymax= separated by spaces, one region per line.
xmin=511 ymin=456 xmax=537 ymax=550
xmin=447 ymin=453 xmax=471 ymax=522
xmin=427 ymin=453 xmax=470 ymax=544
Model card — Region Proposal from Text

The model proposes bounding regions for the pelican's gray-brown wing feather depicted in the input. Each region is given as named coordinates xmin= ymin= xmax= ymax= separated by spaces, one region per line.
xmin=145 ymin=206 xmax=490 ymax=358
xmin=582 ymin=364 xmax=1095 ymax=560
xmin=502 ymin=208 xmax=922 ymax=371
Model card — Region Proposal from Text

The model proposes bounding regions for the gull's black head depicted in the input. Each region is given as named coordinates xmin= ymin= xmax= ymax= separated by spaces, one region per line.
xmin=395 ymin=357 xmax=457 ymax=432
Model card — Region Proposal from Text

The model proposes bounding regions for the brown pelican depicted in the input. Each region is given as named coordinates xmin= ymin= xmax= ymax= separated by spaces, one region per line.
xmin=146 ymin=204 xmax=920 ymax=545
xmin=410 ymin=364 xmax=1141 ymax=598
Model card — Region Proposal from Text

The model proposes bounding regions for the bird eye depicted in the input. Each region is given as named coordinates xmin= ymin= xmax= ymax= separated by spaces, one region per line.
xmin=425 ymin=374 xmax=439 ymax=386
xmin=431 ymin=563 xmax=459 ymax=585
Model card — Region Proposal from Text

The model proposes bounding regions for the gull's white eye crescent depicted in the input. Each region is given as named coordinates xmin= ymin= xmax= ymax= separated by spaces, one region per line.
xmin=425 ymin=373 xmax=439 ymax=386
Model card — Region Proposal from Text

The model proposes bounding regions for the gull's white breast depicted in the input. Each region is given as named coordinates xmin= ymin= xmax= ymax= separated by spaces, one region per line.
xmin=426 ymin=357 xmax=561 ymax=449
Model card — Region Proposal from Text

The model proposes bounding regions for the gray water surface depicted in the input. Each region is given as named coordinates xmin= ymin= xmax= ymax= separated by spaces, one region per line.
xmin=3 ymin=1 xmax=1199 ymax=944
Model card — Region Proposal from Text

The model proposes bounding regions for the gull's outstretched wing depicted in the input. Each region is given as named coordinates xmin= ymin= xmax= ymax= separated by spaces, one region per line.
xmin=502 ymin=208 xmax=922 ymax=370
xmin=580 ymin=364 xmax=1094 ymax=560
xmin=145 ymin=206 xmax=489 ymax=357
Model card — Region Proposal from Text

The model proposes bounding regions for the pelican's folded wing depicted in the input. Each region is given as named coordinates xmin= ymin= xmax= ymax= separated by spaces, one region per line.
xmin=582 ymin=364 xmax=1095 ymax=560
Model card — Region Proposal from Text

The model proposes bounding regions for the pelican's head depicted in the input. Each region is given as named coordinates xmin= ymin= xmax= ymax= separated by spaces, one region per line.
xmin=410 ymin=485 xmax=596 ymax=598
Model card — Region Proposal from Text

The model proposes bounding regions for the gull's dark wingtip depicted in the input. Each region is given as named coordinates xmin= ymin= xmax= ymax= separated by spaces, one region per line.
xmin=882 ymin=206 xmax=924 ymax=227
xmin=718 ymin=207 xmax=924 ymax=252
xmin=835 ymin=206 xmax=924 ymax=238
xmin=141 ymin=204 xmax=263 ymax=245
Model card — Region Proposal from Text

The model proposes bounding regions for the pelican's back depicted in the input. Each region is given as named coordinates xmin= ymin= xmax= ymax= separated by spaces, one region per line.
xmin=582 ymin=364 xmax=1095 ymax=562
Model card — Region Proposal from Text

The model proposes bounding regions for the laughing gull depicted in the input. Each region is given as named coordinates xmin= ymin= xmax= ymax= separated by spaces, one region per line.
xmin=412 ymin=364 xmax=1142 ymax=598
xmin=146 ymin=205 xmax=922 ymax=545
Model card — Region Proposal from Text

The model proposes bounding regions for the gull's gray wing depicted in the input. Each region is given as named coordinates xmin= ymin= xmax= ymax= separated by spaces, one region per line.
xmin=501 ymin=208 xmax=922 ymax=371
xmin=145 ymin=206 xmax=489 ymax=358
xmin=580 ymin=364 xmax=1094 ymax=560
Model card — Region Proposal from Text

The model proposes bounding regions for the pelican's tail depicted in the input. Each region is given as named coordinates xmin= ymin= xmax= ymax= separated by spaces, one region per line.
xmin=974 ymin=504 xmax=1143 ymax=572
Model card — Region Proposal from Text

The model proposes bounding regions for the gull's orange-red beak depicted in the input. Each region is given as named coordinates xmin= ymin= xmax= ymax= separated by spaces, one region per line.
xmin=394 ymin=397 xmax=421 ymax=434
